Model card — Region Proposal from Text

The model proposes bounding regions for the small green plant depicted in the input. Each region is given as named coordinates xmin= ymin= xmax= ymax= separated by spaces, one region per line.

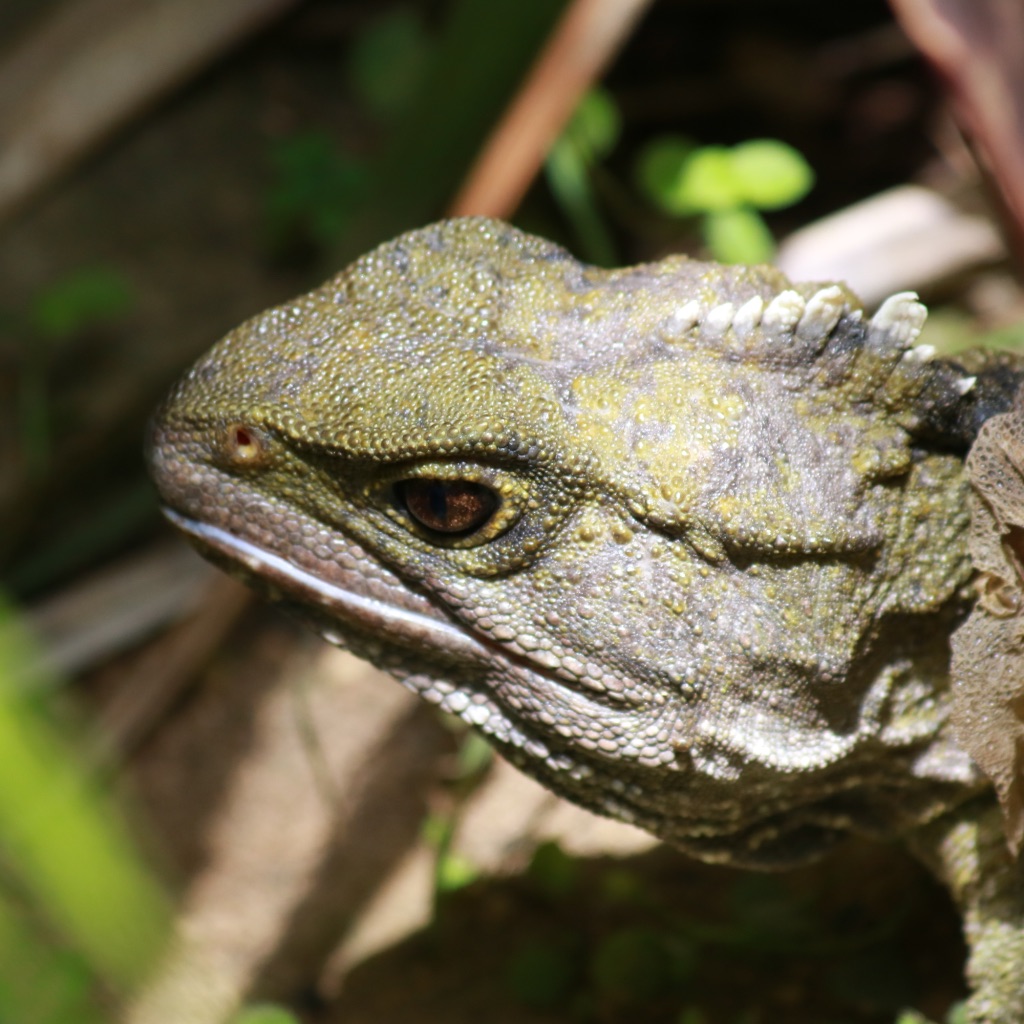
xmin=637 ymin=136 xmax=814 ymax=263
xmin=545 ymin=88 xmax=621 ymax=266
xmin=265 ymin=132 xmax=369 ymax=255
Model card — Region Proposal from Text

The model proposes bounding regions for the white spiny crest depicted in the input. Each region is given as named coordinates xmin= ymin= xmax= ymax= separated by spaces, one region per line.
xmin=795 ymin=286 xmax=847 ymax=343
xmin=669 ymin=299 xmax=702 ymax=334
xmin=703 ymin=301 xmax=735 ymax=337
xmin=732 ymin=296 xmax=765 ymax=340
xmin=955 ymin=375 xmax=977 ymax=396
xmin=901 ymin=343 xmax=936 ymax=365
xmin=761 ymin=290 xmax=806 ymax=334
xmin=868 ymin=292 xmax=928 ymax=352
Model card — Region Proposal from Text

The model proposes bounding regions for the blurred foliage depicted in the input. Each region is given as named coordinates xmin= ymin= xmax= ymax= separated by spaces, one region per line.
xmin=265 ymin=132 xmax=369 ymax=254
xmin=268 ymin=0 xmax=569 ymax=268
xmin=526 ymin=839 xmax=579 ymax=900
xmin=637 ymin=136 xmax=814 ymax=262
xmin=589 ymin=925 xmax=695 ymax=1004
xmin=347 ymin=6 xmax=433 ymax=123
xmin=824 ymin=943 xmax=917 ymax=1016
xmin=422 ymin=723 xmax=494 ymax=901
xmin=504 ymin=933 xmax=582 ymax=1009
xmin=896 ymin=1005 xmax=968 ymax=1024
xmin=6 ymin=266 xmax=135 ymax=480
xmin=423 ymin=807 xmax=479 ymax=894
xmin=0 ymin=600 xmax=169 ymax=1021
xmin=261 ymin=0 xmax=569 ymax=266
xmin=676 ymin=1009 xmax=709 ymax=1024
xmin=501 ymin=853 xmax=702 ymax=1018
xmin=229 ymin=1005 xmax=301 ymax=1024
xmin=545 ymin=88 xmax=622 ymax=266
xmin=28 ymin=267 xmax=134 ymax=342
xmin=919 ymin=307 xmax=1024 ymax=359
xmin=544 ymin=91 xmax=814 ymax=265
xmin=4 ymin=481 xmax=156 ymax=600
xmin=484 ymin=837 xmax=948 ymax=1022
xmin=725 ymin=873 xmax=815 ymax=940
xmin=0 ymin=592 xmax=302 ymax=1021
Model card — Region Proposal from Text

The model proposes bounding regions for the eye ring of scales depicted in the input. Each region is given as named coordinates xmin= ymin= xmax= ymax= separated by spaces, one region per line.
xmin=148 ymin=218 xmax=1024 ymax=1022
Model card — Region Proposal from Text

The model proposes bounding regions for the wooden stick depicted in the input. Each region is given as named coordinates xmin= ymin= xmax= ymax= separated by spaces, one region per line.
xmin=448 ymin=0 xmax=653 ymax=219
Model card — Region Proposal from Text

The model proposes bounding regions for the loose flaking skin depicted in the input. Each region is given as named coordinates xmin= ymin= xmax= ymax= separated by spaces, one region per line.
xmin=149 ymin=218 xmax=1024 ymax=1021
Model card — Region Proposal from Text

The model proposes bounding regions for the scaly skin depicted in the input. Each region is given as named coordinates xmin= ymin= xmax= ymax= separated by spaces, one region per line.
xmin=148 ymin=218 xmax=1024 ymax=1019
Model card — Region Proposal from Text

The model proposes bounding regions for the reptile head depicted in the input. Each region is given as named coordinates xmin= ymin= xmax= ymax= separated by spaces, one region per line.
xmin=149 ymin=218 xmax=984 ymax=864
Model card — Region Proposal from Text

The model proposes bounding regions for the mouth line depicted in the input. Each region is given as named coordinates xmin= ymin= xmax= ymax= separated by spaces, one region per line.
xmin=162 ymin=507 xmax=494 ymax=664
xmin=161 ymin=506 xmax=652 ymax=727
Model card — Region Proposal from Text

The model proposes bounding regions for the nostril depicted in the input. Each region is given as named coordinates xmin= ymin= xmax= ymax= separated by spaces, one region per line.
xmin=224 ymin=423 xmax=268 ymax=466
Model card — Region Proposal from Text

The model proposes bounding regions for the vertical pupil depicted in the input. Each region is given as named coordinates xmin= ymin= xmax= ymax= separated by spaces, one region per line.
xmin=398 ymin=479 xmax=497 ymax=535
xmin=428 ymin=481 xmax=448 ymax=523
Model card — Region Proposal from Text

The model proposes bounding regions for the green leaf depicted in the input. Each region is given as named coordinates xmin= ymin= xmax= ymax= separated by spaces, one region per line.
xmin=266 ymin=133 xmax=369 ymax=249
xmin=562 ymin=88 xmax=621 ymax=164
xmin=672 ymin=146 xmax=743 ymax=212
xmin=421 ymin=811 xmax=451 ymax=849
xmin=946 ymin=1004 xmax=968 ymax=1024
xmin=702 ymin=207 xmax=775 ymax=264
xmin=728 ymin=139 xmax=814 ymax=210
xmin=0 ymin=900 xmax=105 ymax=1024
xmin=545 ymin=137 xmax=617 ymax=266
xmin=635 ymin=136 xmax=698 ymax=214
xmin=348 ymin=8 xmax=433 ymax=121
xmin=30 ymin=267 xmax=134 ymax=341
xmin=436 ymin=851 xmax=478 ymax=892
xmin=455 ymin=730 xmax=493 ymax=780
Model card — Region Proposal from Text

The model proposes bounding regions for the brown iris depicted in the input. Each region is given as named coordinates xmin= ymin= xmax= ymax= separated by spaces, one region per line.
xmin=397 ymin=479 xmax=498 ymax=535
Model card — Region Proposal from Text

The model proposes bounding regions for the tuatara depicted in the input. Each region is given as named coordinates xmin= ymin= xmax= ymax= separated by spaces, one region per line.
xmin=148 ymin=218 xmax=1024 ymax=1022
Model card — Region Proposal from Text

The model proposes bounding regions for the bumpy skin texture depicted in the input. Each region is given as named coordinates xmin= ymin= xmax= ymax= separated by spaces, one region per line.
xmin=149 ymin=219 xmax=1024 ymax=1020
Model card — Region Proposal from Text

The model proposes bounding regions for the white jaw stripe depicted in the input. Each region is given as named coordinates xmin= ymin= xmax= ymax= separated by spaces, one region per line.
xmin=161 ymin=506 xmax=492 ymax=663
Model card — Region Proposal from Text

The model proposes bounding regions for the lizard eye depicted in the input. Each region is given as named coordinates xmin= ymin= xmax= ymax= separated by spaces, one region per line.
xmin=396 ymin=479 xmax=498 ymax=535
